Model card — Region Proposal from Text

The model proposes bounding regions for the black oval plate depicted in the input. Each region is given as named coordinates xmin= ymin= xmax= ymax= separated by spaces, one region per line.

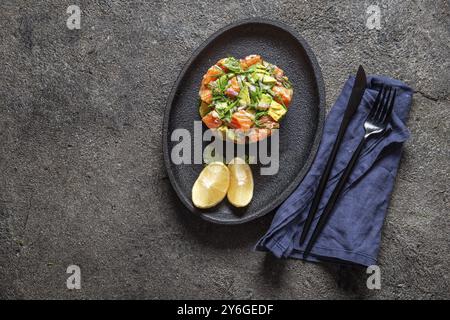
xmin=163 ymin=19 xmax=325 ymax=224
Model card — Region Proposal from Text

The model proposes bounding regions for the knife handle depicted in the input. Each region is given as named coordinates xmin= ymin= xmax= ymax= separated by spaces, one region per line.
xmin=299 ymin=113 xmax=353 ymax=245
xmin=303 ymin=137 xmax=366 ymax=258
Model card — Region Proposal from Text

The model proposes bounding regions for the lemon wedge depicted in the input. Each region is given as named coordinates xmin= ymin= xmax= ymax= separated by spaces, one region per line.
xmin=192 ymin=162 xmax=230 ymax=209
xmin=227 ymin=157 xmax=254 ymax=207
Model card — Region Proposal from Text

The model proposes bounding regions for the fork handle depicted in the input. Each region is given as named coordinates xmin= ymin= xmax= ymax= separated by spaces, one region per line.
xmin=303 ymin=136 xmax=366 ymax=258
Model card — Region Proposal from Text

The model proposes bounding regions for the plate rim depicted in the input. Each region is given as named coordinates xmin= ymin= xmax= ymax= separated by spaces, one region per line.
xmin=162 ymin=18 xmax=326 ymax=224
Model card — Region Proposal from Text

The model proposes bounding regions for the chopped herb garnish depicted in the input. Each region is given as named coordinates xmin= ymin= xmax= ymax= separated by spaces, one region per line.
xmin=282 ymin=77 xmax=292 ymax=89
xmin=255 ymin=111 xmax=268 ymax=119
xmin=217 ymin=74 xmax=228 ymax=92
xmin=222 ymin=57 xmax=242 ymax=73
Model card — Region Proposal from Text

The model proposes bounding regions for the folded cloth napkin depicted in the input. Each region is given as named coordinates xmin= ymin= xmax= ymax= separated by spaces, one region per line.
xmin=255 ymin=75 xmax=413 ymax=266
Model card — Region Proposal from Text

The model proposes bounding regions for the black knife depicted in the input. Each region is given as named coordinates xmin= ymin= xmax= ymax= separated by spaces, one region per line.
xmin=299 ymin=66 xmax=367 ymax=249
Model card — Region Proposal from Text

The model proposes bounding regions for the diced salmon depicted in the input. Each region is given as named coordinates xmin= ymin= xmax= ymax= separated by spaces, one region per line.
xmin=202 ymin=65 xmax=223 ymax=86
xmin=230 ymin=77 xmax=240 ymax=91
xmin=273 ymin=66 xmax=284 ymax=80
xmin=272 ymin=85 xmax=293 ymax=107
xmin=207 ymin=65 xmax=223 ymax=77
xmin=240 ymin=54 xmax=262 ymax=70
xmin=244 ymin=54 xmax=262 ymax=66
xmin=202 ymin=112 xmax=222 ymax=129
xmin=202 ymin=73 xmax=215 ymax=85
xmin=201 ymin=65 xmax=223 ymax=86
xmin=201 ymin=76 xmax=214 ymax=86
xmin=199 ymin=87 xmax=213 ymax=104
xmin=240 ymin=60 xmax=248 ymax=70
xmin=216 ymin=58 xmax=228 ymax=71
xmin=230 ymin=110 xmax=253 ymax=131
xmin=258 ymin=115 xmax=280 ymax=129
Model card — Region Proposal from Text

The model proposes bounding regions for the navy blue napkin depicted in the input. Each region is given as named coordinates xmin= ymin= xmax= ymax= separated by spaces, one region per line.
xmin=255 ymin=75 xmax=413 ymax=266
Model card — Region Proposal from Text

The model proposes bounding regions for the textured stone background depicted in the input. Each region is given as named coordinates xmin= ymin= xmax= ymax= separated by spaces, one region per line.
xmin=0 ymin=0 xmax=449 ymax=299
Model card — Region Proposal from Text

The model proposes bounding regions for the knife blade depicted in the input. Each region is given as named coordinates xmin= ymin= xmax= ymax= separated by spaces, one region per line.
xmin=299 ymin=66 xmax=367 ymax=248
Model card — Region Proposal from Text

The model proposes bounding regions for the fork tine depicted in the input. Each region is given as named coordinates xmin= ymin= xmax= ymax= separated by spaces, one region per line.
xmin=382 ymin=88 xmax=397 ymax=124
xmin=377 ymin=87 xmax=392 ymax=123
xmin=368 ymin=85 xmax=385 ymax=120
xmin=370 ymin=86 xmax=388 ymax=121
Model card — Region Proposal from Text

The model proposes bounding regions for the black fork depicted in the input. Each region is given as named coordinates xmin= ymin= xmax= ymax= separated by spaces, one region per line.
xmin=303 ymin=86 xmax=397 ymax=259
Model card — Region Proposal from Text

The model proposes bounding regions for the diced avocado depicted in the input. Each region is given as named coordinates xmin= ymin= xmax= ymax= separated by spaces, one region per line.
xmin=262 ymin=75 xmax=277 ymax=84
xmin=268 ymin=100 xmax=287 ymax=121
xmin=245 ymin=83 xmax=256 ymax=101
xmin=249 ymin=73 xmax=258 ymax=82
xmin=243 ymin=81 xmax=253 ymax=88
xmin=238 ymin=85 xmax=251 ymax=107
xmin=247 ymin=64 xmax=264 ymax=73
xmin=254 ymin=63 xmax=265 ymax=69
xmin=255 ymin=65 xmax=271 ymax=75
xmin=257 ymin=93 xmax=272 ymax=110
xmin=250 ymin=72 xmax=264 ymax=82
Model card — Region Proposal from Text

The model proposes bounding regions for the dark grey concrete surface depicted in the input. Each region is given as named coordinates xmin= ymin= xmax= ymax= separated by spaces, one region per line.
xmin=0 ymin=0 xmax=449 ymax=299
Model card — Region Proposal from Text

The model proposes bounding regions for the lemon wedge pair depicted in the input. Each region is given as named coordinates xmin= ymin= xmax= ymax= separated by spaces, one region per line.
xmin=192 ymin=158 xmax=253 ymax=209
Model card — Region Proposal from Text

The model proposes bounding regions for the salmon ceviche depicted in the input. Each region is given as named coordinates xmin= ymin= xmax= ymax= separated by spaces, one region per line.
xmin=198 ymin=54 xmax=293 ymax=143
